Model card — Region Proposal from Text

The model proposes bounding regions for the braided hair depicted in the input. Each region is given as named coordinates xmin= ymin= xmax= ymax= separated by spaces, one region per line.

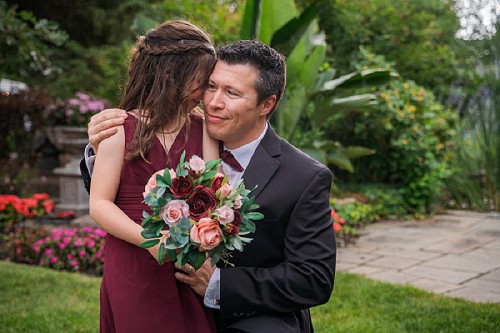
xmin=120 ymin=20 xmax=216 ymax=161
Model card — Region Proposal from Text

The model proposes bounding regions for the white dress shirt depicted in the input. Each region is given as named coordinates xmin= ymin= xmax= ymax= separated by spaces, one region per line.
xmin=204 ymin=122 xmax=268 ymax=309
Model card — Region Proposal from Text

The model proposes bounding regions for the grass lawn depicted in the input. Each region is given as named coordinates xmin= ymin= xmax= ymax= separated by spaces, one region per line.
xmin=1 ymin=261 xmax=499 ymax=332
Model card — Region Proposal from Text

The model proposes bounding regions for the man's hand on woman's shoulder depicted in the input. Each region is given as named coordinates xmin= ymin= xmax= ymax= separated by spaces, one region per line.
xmin=88 ymin=108 xmax=128 ymax=152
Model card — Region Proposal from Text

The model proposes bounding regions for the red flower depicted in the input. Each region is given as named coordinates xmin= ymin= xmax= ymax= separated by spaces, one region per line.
xmin=42 ymin=200 xmax=55 ymax=214
xmin=224 ymin=224 xmax=240 ymax=235
xmin=211 ymin=174 xmax=225 ymax=192
xmin=170 ymin=176 xmax=194 ymax=198
xmin=57 ymin=211 xmax=75 ymax=218
xmin=333 ymin=223 xmax=342 ymax=233
xmin=187 ymin=185 xmax=217 ymax=221
xmin=32 ymin=193 xmax=50 ymax=201
xmin=232 ymin=210 xmax=242 ymax=226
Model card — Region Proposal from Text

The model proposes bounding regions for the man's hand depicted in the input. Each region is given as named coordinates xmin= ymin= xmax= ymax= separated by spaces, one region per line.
xmin=88 ymin=108 xmax=128 ymax=152
xmin=175 ymin=259 xmax=216 ymax=297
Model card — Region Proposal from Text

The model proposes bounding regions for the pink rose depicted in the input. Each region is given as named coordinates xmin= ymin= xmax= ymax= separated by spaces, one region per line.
xmin=143 ymin=169 xmax=176 ymax=199
xmin=189 ymin=155 xmax=205 ymax=174
xmin=218 ymin=183 xmax=233 ymax=199
xmin=234 ymin=194 xmax=243 ymax=209
xmin=214 ymin=205 xmax=234 ymax=225
xmin=190 ymin=218 xmax=222 ymax=250
xmin=161 ymin=200 xmax=190 ymax=226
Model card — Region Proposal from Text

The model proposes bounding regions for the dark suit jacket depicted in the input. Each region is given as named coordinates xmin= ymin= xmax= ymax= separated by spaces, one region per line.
xmin=215 ymin=126 xmax=336 ymax=333
xmin=79 ymin=125 xmax=336 ymax=333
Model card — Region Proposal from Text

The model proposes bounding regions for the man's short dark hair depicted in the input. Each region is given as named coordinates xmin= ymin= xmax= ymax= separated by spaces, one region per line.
xmin=217 ymin=40 xmax=286 ymax=115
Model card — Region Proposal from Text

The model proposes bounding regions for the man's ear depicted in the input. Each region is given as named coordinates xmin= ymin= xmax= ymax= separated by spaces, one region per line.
xmin=259 ymin=95 xmax=277 ymax=117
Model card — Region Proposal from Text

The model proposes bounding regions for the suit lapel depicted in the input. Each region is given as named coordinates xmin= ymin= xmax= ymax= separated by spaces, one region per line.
xmin=241 ymin=125 xmax=281 ymax=198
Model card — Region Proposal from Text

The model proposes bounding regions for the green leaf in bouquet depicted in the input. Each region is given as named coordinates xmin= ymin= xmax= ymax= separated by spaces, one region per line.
xmin=240 ymin=220 xmax=256 ymax=233
xmin=141 ymin=229 xmax=158 ymax=239
xmin=169 ymin=221 xmax=190 ymax=247
xmin=158 ymin=242 xmax=165 ymax=264
xmin=249 ymin=203 xmax=260 ymax=210
xmin=188 ymin=249 xmax=206 ymax=270
xmin=161 ymin=168 xmax=172 ymax=186
xmin=205 ymin=159 xmax=221 ymax=172
xmin=246 ymin=212 xmax=264 ymax=221
xmin=154 ymin=222 xmax=165 ymax=237
xmin=232 ymin=237 xmax=243 ymax=251
xmin=140 ymin=239 xmax=160 ymax=248
xmin=166 ymin=248 xmax=176 ymax=262
xmin=157 ymin=196 xmax=168 ymax=207
xmin=141 ymin=213 xmax=152 ymax=227
xmin=201 ymin=170 xmax=218 ymax=182
xmin=239 ymin=236 xmax=253 ymax=244
xmin=241 ymin=197 xmax=252 ymax=212
xmin=177 ymin=249 xmax=187 ymax=267
xmin=155 ymin=187 xmax=166 ymax=198
xmin=210 ymin=254 xmax=220 ymax=266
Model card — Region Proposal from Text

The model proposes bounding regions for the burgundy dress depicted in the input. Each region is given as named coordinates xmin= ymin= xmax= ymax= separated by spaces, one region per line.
xmin=100 ymin=113 xmax=216 ymax=333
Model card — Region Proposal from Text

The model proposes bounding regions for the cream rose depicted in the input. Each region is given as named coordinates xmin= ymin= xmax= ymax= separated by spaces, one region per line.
xmin=233 ymin=194 xmax=243 ymax=209
xmin=189 ymin=155 xmax=205 ymax=174
xmin=218 ymin=183 xmax=233 ymax=199
xmin=214 ymin=205 xmax=235 ymax=225
xmin=190 ymin=218 xmax=222 ymax=250
xmin=161 ymin=200 xmax=190 ymax=226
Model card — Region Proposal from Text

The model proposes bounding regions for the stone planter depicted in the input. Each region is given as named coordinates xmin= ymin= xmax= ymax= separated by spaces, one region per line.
xmin=49 ymin=126 xmax=89 ymax=216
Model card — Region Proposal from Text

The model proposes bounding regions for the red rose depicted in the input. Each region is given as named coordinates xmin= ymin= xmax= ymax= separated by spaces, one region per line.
xmin=170 ymin=176 xmax=194 ymax=198
xmin=211 ymin=173 xmax=225 ymax=192
xmin=233 ymin=210 xmax=242 ymax=226
xmin=187 ymin=185 xmax=217 ymax=221
xmin=224 ymin=223 xmax=240 ymax=235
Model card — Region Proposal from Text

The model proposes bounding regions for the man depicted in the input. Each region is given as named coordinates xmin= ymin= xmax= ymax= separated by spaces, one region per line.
xmin=81 ymin=40 xmax=336 ymax=333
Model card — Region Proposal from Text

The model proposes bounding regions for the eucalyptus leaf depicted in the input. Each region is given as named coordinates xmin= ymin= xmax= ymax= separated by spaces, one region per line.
xmin=140 ymin=239 xmax=160 ymax=249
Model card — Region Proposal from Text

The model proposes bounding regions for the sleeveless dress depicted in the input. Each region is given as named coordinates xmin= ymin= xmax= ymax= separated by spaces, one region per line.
xmin=99 ymin=113 xmax=216 ymax=333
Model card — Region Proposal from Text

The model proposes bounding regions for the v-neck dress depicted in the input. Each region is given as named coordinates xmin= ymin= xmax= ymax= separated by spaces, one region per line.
xmin=99 ymin=113 xmax=216 ymax=333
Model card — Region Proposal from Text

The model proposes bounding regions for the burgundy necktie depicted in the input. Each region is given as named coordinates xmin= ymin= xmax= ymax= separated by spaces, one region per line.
xmin=220 ymin=150 xmax=244 ymax=172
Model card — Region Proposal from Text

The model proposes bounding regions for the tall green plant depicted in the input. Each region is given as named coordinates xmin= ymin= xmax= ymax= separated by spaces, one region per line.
xmin=239 ymin=0 xmax=392 ymax=171
xmin=445 ymin=24 xmax=500 ymax=211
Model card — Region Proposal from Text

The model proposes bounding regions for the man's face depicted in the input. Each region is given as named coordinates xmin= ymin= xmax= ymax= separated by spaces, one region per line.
xmin=203 ymin=61 xmax=275 ymax=149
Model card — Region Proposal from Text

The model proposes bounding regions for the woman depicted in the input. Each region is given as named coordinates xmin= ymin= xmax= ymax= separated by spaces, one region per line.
xmin=89 ymin=20 xmax=218 ymax=332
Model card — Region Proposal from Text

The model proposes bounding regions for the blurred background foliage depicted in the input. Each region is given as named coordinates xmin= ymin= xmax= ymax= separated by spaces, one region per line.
xmin=0 ymin=0 xmax=498 ymax=217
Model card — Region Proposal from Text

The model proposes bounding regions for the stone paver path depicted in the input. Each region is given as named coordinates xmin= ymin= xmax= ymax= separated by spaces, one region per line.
xmin=337 ymin=210 xmax=500 ymax=303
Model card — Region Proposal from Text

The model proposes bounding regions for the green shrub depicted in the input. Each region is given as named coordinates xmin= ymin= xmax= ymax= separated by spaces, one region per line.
xmin=328 ymin=79 xmax=456 ymax=214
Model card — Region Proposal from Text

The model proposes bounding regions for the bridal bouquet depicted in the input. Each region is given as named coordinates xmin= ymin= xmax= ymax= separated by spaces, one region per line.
xmin=140 ymin=151 xmax=262 ymax=270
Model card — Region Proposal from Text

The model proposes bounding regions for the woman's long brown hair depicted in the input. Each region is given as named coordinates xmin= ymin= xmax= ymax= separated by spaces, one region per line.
xmin=120 ymin=20 xmax=216 ymax=162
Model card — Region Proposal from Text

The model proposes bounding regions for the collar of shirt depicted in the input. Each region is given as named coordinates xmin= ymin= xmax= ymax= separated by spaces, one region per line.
xmin=221 ymin=123 xmax=268 ymax=183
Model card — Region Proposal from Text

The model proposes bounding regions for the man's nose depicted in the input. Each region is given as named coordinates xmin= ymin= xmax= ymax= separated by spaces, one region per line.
xmin=208 ymin=90 xmax=224 ymax=109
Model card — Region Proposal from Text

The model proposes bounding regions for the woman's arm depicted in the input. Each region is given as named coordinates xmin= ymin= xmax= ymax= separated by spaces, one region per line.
xmin=202 ymin=117 xmax=220 ymax=162
xmin=88 ymin=125 xmax=151 ymax=251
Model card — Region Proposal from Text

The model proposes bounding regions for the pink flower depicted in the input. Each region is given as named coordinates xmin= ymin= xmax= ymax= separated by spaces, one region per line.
xmin=67 ymin=254 xmax=73 ymax=259
xmin=79 ymin=250 xmax=86 ymax=258
xmin=160 ymin=200 xmax=190 ymax=226
xmin=190 ymin=218 xmax=222 ymax=250
xmin=234 ymin=194 xmax=243 ymax=209
xmin=70 ymin=260 xmax=78 ymax=267
xmin=87 ymin=240 xmax=95 ymax=248
xmin=44 ymin=248 xmax=53 ymax=256
xmin=49 ymin=257 xmax=58 ymax=264
xmin=143 ymin=169 xmax=176 ymax=199
xmin=214 ymin=205 xmax=234 ymax=225
xmin=95 ymin=251 xmax=102 ymax=259
xmin=189 ymin=155 xmax=205 ymax=174
xmin=218 ymin=183 xmax=233 ymax=199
